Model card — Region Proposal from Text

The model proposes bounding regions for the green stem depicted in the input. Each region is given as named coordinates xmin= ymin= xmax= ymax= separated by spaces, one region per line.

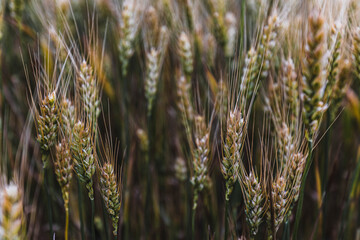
xmin=121 ymin=70 xmax=130 ymax=164
xmin=293 ymin=140 xmax=314 ymax=240
xmin=338 ymin=152 xmax=360 ymax=239
xmin=186 ymin=179 xmax=192 ymax=239
xmin=77 ymin=179 xmax=85 ymax=240
xmin=192 ymin=207 xmax=196 ymax=240
xmin=322 ymin=111 xmax=331 ymax=240
xmin=91 ymin=198 xmax=96 ymax=240
xmin=282 ymin=220 xmax=290 ymax=240
xmin=65 ymin=207 xmax=69 ymax=240
xmin=101 ymin=200 xmax=110 ymax=240
xmin=145 ymin=109 xmax=154 ymax=236
xmin=43 ymin=166 xmax=53 ymax=236
xmin=225 ymin=200 xmax=229 ymax=240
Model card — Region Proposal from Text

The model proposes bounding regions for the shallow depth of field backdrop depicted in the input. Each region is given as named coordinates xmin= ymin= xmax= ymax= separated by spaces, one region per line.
xmin=1 ymin=0 xmax=360 ymax=239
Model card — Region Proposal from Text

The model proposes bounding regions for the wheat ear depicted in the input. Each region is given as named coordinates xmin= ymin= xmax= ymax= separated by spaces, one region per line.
xmin=301 ymin=11 xmax=328 ymax=140
xmin=99 ymin=163 xmax=122 ymax=236
xmin=36 ymin=91 xmax=58 ymax=167
xmin=0 ymin=182 xmax=25 ymax=240
xmin=78 ymin=60 xmax=100 ymax=131
xmin=71 ymin=121 xmax=96 ymax=200
xmin=55 ymin=140 xmax=72 ymax=240
xmin=242 ymin=172 xmax=266 ymax=237
xmin=352 ymin=27 xmax=360 ymax=81
xmin=178 ymin=32 xmax=194 ymax=80
xmin=191 ymin=115 xmax=210 ymax=210
xmin=222 ymin=109 xmax=245 ymax=201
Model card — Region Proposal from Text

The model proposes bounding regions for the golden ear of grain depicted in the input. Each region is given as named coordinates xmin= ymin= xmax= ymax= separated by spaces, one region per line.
xmin=100 ymin=163 xmax=121 ymax=236
xmin=222 ymin=109 xmax=245 ymax=201
xmin=224 ymin=12 xmax=237 ymax=58
xmin=324 ymin=24 xmax=342 ymax=102
xmin=282 ymin=57 xmax=299 ymax=126
xmin=301 ymin=12 xmax=328 ymax=140
xmin=177 ymin=75 xmax=194 ymax=124
xmin=243 ymin=172 xmax=265 ymax=237
xmin=175 ymin=157 xmax=187 ymax=182
xmin=214 ymin=80 xmax=228 ymax=123
xmin=191 ymin=115 xmax=210 ymax=210
xmin=178 ymin=32 xmax=193 ymax=79
xmin=136 ymin=128 xmax=149 ymax=153
xmin=330 ymin=58 xmax=351 ymax=119
xmin=353 ymin=28 xmax=360 ymax=81
xmin=60 ymin=98 xmax=75 ymax=139
xmin=0 ymin=182 xmax=25 ymax=240
xmin=118 ymin=0 xmax=138 ymax=77
xmin=78 ymin=60 xmax=100 ymax=131
xmin=36 ymin=91 xmax=59 ymax=168
xmin=55 ymin=140 xmax=73 ymax=210
xmin=145 ymin=48 xmax=160 ymax=115
xmin=70 ymin=121 xmax=96 ymax=200
xmin=240 ymin=47 xmax=258 ymax=104
xmin=257 ymin=13 xmax=279 ymax=81
xmin=267 ymin=176 xmax=287 ymax=238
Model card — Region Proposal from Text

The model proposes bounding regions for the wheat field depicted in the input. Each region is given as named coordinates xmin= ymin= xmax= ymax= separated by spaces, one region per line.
xmin=0 ymin=0 xmax=359 ymax=239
